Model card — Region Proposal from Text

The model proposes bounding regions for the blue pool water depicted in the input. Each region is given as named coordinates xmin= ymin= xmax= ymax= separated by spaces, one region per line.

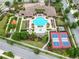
xmin=33 ymin=16 xmax=48 ymax=26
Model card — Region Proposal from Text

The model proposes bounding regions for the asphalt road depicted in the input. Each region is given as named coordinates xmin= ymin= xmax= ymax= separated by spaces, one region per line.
xmin=0 ymin=39 xmax=60 ymax=59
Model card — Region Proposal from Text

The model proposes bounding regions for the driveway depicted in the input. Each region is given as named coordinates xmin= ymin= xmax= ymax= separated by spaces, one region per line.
xmin=0 ymin=39 xmax=60 ymax=59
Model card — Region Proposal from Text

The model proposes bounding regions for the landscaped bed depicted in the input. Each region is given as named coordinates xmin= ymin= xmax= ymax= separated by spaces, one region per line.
xmin=12 ymin=31 xmax=48 ymax=48
xmin=7 ymin=16 xmax=17 ymax=33
xmin=0 ymin=15 xmax=9 ymax=36
xmin=21 ymin=20 xmax=29 ymax=30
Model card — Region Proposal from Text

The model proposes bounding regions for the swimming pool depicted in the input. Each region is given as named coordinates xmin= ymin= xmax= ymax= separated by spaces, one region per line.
xmin=33 ymin=16 xmax=48 ymax=26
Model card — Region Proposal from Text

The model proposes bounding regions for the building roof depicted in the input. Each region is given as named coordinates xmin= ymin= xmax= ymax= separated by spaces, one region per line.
xmin=19 ymin=3 xmax=57 ymax=17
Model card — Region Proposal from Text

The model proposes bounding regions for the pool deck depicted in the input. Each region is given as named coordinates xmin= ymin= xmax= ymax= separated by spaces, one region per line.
xmin=22 ymin=15 xmax=57 ymax=34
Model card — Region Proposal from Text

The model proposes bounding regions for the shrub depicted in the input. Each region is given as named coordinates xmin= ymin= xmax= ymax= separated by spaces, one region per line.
xmin=35 ymin=9 xmax=45 ymax=13
xmin=0 ymin=56 xmax=6 ymax=59
xmin=42 ymin=34 xmax=48 ymax=43
xmin=66 ymin=47 xmax=79 ymax=58
xmin=5 ymin=1 xmax=10 ymax=7
xmin=12 ymin=31 xmax=29 ymax=40
xmin=70 ymin=22 xmax=78 ymax=29
xmin=7 ymin=40 xmax=14 ymax=45
xmin=77 ymin=20 xmax=79 ymax=26
xmin=34 ymin=49 xmax=40 ymax=54
xmin=73 ymin=12 xmax=79 ymax=18
xmin=65 ymin=7 xmax=70 ymax=14
xmin=3 ymin=51 xmax=14 ymax=58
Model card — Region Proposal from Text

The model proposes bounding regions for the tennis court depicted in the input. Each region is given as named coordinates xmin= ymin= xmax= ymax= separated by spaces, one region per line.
xmin=50 ymin=32 xmax=71 ymax=48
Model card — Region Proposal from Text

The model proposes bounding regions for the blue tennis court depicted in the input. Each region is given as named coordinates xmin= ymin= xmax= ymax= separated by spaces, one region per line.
xmin=61 ymin=34 xmax=68 ymax=38
xmin=60 ymin=32 xmax=71 ymax=48
xmin=52 ymin=34 xmax=58 ymax=38
xmin=50 ymin=32 xmax=71 ymax=48
xmin=54 ymin=42 xmax=60 ymax=46
xmin=62 ymin=42 xmax=70 ymax=46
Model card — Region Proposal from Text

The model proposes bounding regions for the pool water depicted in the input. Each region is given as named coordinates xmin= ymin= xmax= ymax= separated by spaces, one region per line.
xmin=33 ymin=16 xmax=48 ymax=26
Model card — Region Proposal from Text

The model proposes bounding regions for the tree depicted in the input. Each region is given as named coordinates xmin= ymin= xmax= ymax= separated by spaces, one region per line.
xmin=56 ymin=0 xmax=61 ymax=2
xmin=77 ymin=20 xmax=79 ymax=26
xmin=18 ymin=0 xmax=22 ymax=2
xmin=44 ymin=0 xmax=49 ymax=6
xmin=31 ymin=0 xmax=38 ymax=3
xmin=0 ymin=9 xmax=2 ymax=13
xmin=54 ymin=2 xmax=63 ymax=12
xmin=5 ymin=1 xmax=10 ymax=7
xmin=66 ymin=47 xmax=79 ymax=58
xmin=65 ymin=7 xmax=70 ymax=14
xmin=12 ymin=31 xmax=29 ymax=40
xmin=63 ymin=14 xmax=69 ymax=21
xmin=73 ymin=12 xmax=79 ymax=18
xmin=70 ymin=22 xmax=78 ymax=29
xmin=48 ymin=42 xmax=52 ymax=47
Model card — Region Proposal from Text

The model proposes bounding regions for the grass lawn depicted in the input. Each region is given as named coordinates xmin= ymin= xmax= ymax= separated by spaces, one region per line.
xmin=56 ymin=18 xmax=65 ymax=26
xmin=0 ymin=16 xmax=8 ymax=36
xmin=21 ymin=40 xmax=45 ymax=48
xmin=16 ymin=18 xmax=21 ymax=32
xmin=21 ymin=20 xmax=27 ymax=29
xmin=51 ymin=49 xmax=69 ymax=56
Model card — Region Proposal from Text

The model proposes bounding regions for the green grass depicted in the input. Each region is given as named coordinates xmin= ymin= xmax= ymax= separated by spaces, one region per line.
xmin=56 ymin=18 xmax=65 ymax=26
xmin=0 ymin=16 xmax=8 ymax=36
xmin=21 ymin=40 xmax=45 ymax=48
xmin=16 ymin=18 xmax=21 ymax=32
xmin=21 ymin=20 xmax=27 ymax=29
xmin=51 ymin=49 xmax=69 ymax=56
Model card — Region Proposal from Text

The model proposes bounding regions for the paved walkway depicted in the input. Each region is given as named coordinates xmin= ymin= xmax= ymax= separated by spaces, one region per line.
xmin=19 ymin=16 xmax=23 ymax=32
xmin=42 ymin=31 xmax=50 ymax=49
